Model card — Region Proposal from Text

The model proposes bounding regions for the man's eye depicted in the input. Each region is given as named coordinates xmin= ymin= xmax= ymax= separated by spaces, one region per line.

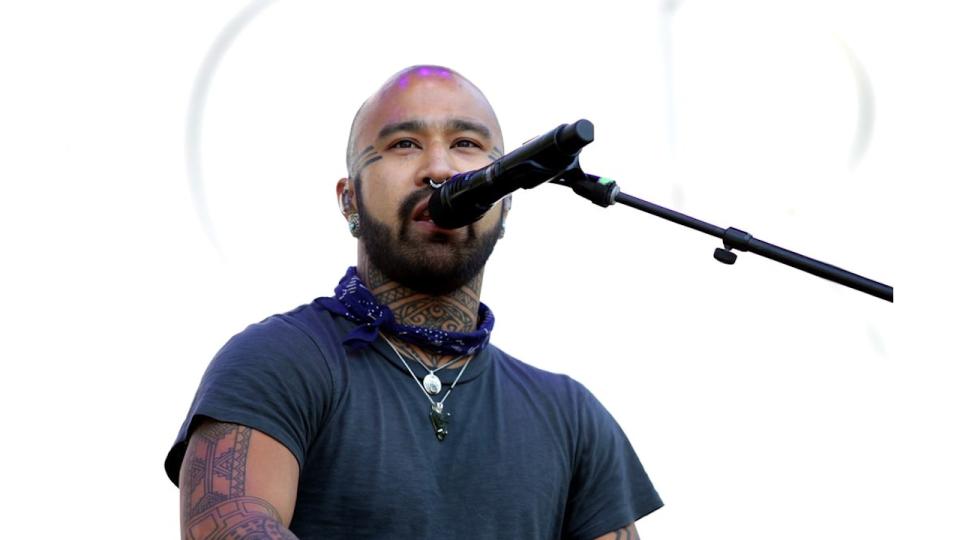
xmin=453 ymin=140 xmax=481 ymax=149
xmin=390 ymin=140 xmax=418 ymax=149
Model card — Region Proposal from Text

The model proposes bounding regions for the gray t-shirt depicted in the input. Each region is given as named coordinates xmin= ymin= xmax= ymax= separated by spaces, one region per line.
xmin=166 ymin=300 xmax=662 ymax=539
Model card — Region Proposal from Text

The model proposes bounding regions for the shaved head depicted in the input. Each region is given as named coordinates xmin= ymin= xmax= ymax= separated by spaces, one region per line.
xmin=345 ymin=65 xmax=502 ymax=175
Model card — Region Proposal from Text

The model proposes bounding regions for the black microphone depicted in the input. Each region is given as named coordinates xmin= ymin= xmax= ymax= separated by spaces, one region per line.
xmin=428 ymin=119 xmax=594 ymax=229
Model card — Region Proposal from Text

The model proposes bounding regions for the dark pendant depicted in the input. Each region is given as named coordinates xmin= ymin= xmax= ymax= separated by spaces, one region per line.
xmin=430 ymin=403 xmax=450 ymax=441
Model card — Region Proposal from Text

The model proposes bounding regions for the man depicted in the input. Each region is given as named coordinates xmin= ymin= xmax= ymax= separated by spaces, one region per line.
xmin=166 ymin=65 xmax=662 ymax=539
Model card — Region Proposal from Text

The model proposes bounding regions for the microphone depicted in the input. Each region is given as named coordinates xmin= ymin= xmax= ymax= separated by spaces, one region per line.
xmin=428 ymin=119 xmax=594 ymax=229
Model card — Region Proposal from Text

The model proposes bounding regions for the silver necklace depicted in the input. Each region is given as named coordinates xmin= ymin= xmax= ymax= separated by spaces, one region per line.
xmin=382 ymin=334 xmax=473 ymax=441
xmin=415 ymin=352 xmax=462 ymax=395
xmin=383 ymin=335 xmax=465 ymax=395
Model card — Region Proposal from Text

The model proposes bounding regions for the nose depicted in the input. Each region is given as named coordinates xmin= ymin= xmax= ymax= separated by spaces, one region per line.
xmin=417 ymin=144 xmax=459 ymax=188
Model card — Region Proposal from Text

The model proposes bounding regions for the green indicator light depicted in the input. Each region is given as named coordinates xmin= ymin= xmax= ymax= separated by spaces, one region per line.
xmin=598 ymin=177 xmax=614 ymax=185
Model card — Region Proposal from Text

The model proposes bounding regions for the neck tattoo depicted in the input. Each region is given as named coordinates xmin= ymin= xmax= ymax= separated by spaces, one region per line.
xmin=360 ymin=260 xmax=482 ymax=334
xmin=316 ymin=267 xmax=494 ymax=357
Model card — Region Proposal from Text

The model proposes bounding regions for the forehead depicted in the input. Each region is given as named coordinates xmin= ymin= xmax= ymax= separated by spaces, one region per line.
xmin=354 ymin=72 xmax=501 ymax=147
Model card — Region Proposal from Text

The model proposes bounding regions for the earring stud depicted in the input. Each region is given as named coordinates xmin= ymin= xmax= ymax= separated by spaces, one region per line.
xmin=347 ymin=213 xmax=360 ymax=237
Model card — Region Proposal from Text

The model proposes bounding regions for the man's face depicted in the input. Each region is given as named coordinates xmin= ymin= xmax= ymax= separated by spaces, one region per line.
xmin=345 ymin=70 xmax=506 ymax=295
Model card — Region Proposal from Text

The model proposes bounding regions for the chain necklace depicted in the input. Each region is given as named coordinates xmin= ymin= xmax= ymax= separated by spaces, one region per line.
xmin=382 ymin=334 xmax=473 ymax=441
xmin=385 ymin=337 xmax=464 ymax=395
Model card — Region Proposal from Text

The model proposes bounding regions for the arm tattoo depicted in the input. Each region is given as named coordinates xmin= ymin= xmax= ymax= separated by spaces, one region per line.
xmin=181 ymin=423 xmax=297 ymax=539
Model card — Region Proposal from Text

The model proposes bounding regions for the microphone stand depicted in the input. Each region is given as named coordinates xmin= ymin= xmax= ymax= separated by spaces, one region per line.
xmin=551 ymin=167 xmax=894 ymax=302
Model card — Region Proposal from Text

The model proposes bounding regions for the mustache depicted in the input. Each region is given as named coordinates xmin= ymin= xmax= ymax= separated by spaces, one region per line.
xmin=396 ymin=185 xmax=477 ymax=240
xmin=397 ymin=186 xmax=434 ymax=221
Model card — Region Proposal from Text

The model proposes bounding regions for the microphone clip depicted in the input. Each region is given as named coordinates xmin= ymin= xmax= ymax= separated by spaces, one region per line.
xmin=551 ymin=165 xmax=620 ymax=208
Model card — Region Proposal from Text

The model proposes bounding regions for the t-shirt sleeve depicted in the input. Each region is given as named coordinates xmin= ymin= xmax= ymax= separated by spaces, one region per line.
xmin=164 ymin=315 xmax=334 ymax=486
xmin=562 ymin=385 xmax=663 ymax=540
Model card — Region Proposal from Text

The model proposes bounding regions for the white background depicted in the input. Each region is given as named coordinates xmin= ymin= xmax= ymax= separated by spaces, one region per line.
xmin=1 ymin=1 xmax=957 ymax=538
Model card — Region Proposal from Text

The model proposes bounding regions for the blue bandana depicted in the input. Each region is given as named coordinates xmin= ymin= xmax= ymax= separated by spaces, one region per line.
xmin=316 ymin=267 xmax=495 ymax=356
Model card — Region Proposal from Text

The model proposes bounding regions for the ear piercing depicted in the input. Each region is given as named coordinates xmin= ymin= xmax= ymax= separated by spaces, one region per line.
xmin=347 ymin=213 xmax=360 ymax=237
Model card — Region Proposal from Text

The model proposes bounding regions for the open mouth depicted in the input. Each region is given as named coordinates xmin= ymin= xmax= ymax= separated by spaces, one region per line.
xmin=404 ymin=192 xmax=457 ymax=232
xmin=412 ymin=200 xmax=434 ymax=224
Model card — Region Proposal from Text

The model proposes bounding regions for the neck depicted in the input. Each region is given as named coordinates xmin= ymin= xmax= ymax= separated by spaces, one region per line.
xmin=356 ymin=255 xmax=483 ymax=369
xmin=357 ymin=257 xmax=483 ymax=333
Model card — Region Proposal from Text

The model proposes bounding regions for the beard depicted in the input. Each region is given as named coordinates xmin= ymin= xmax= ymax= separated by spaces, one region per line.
xmin=356 ymin=183 xmax=503 ymax=296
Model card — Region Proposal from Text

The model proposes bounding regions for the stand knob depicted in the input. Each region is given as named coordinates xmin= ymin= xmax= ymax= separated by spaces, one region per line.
xmin=714 ymin=247 xmax=737 ymax=265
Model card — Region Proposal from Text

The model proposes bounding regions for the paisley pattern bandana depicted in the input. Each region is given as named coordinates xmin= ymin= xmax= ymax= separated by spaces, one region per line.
xmin=316 ymin=267 xmax=495 ymax=356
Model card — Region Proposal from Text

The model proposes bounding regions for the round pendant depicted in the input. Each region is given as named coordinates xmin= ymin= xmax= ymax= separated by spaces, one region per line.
xmin=423 ymin=373 xmax=442 ymax=395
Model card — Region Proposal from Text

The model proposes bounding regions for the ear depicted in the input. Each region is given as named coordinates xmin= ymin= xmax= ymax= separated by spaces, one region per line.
xmin=336 ymin=177 xmax=353 ymax=217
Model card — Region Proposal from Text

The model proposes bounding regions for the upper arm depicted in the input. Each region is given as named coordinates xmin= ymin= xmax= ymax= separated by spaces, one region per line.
xmin=179 ymin=420 xmax=300 ymax=539
xmin=562 ymin=383 xmax=661 ymax=539
xmin=593 ymin=523 xmax=640 ymax=540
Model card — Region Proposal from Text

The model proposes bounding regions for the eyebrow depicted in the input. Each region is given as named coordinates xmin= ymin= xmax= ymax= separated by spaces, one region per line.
xmin=376 ymin=117 xmax=492 ymax=142
xmin=446 ymin=118 xmax=492 ymax=140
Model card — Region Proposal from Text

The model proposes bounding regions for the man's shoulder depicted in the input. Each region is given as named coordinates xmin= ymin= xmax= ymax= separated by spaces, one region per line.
xmin=224 ymin=300 xmax=341 ymax=352
xmin=207 ymin=299 xmax=349 ymax=374
xmin=487 ymin=344 xmax=593 ymax=404
xmin=165 ymin=300 xmax=343 ymax=485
